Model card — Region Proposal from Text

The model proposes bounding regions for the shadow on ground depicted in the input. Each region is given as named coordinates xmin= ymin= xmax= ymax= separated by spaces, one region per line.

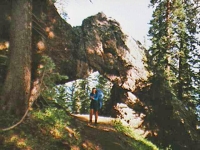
xmin=71 ymin=114 xmax=154 ymax=150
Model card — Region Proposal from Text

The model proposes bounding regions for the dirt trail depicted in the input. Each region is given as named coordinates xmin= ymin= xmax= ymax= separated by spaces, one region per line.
xmin=71 ymin=114 xmax=134 ymax=150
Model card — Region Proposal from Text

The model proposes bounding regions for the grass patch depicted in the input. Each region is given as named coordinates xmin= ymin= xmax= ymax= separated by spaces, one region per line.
xmin=113 ymin=119 xmax=159 ymax=150
xmin=0 ymin=108 xmax=161 ymax=150
xmin=0 ymin=108 xmax=81 ymax=150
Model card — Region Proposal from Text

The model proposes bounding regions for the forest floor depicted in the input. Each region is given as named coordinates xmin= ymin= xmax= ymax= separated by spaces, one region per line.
xmin=68 ymin=114 xmax=158 ymax=150
xmin=0 ymin=109 xmax=159 ymax=150
xmin=71 ymin=114 xmax=132 ymax=150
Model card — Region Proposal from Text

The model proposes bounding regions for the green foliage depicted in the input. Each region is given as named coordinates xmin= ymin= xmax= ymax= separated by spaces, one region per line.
xmin=67 ymin=79 xmax=90 ymax=114
xmin=63 ymin=72 xmax=112 ymax=114
xmin=54 ymin=78 xmax=91 ymax=114
xmin=0 ymin=107 xmax=162 ymax=150
xmin=66 ymin=81 xmax=79 ymax=113
xmin=113 ymin=119 xmax=159 ymax=150
xmin=0 ymin=108 xmax=81 ymax=150
xmin=53 ymin=85 xmax=68 ymax=107
xmin=148 ymin=0 xmax=199 ymax=107
xmin=77 ymin=79 xmax=90 ymax=114
xmin=147 ymin=0 xmax=200 ymax=148
xmin=37 ymin=55 xmax=68 ymax=107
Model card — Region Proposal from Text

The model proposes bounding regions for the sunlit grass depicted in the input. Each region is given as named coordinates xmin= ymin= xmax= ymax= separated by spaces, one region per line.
xmin=0 ymin=109 xmax=161 ymax=150
xmin=50 ymin=127 xmax=63 ymax=139
xmin=4 ymin=134 xmax=28 ymax=149
xmin=113 ymin=119 xmax=159 ymax=150
xmin=0 ymin=108 xmax=80 ymax=150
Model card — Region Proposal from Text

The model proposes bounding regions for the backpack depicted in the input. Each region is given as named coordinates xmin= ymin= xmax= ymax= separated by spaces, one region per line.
xmin=96 ymin=89 xmax=104 ymax=109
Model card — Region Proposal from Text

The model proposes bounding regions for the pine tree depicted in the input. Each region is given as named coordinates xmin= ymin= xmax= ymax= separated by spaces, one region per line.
xmin=185 ymin=0 xmax=200 ymax=106
xmin=79 ymin=78 xmax=90 ymax=114
xmin=1 ymin=0 xmax=32 ymax=116
xmin=68 ymin=80 xmax=81 ymax=114
xmin=148 ymin=0 xmax=199 ymax=148
xmin=172 ymin=0 xmax=199 ymax=108
xmin=148 ymin=0 xmax=199 ymax=108
xmin=148 ymin=0 xmax=174 ymax=103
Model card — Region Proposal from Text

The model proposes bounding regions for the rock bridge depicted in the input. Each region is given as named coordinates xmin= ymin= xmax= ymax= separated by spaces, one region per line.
xmin=40 ymin=3 xmax=149 ymax=135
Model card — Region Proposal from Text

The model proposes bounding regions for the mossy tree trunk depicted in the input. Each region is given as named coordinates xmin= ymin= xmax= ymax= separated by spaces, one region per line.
xmin=1 ymin=0 xmax=32 ymax=117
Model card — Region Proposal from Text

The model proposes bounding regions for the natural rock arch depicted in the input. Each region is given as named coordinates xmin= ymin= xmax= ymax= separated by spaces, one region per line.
xmin=45 ymin=10 xmax=148 ymax=122
xmin=0 ymin=0 xmax=146 ymax=124
xmin=41 ymin=3 xmax=148 ymax=116
xmin=47 ymin=13 xmax=147 ymax=90
xmin=35 ymin=2 xmax=149 ymax=137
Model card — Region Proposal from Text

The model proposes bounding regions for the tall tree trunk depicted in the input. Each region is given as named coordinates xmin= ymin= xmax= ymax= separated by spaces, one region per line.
xmin=166 ymin=0 xmax=171 ymax=77
xmin=178 ymin=42 xmax=183 ymax=101
xmin=1 ymin=0 xmax=32 ymax=117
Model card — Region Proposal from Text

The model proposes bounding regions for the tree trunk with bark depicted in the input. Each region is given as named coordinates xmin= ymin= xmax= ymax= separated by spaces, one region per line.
xmin=1 ymin=0 xmax=32 ymax=117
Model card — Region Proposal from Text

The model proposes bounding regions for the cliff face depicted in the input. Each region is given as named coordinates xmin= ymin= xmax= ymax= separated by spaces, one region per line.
xmin=0 ymin=0 xmax=148 ymax=109
xmin=73 ymin=13 xmax=148 ymax=90
xmin=44 ymin=10 xmax=148 ymax=91
xmin=42 ymin=3 xmax=150 ymax=141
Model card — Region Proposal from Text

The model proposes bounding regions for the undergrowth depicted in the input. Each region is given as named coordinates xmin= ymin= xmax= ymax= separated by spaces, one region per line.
xmin=0 ymin=108 xmax=81 ymax=150
xmin=0 ymin=108 xmax=162 ymax=150
xmin=113 ymin=119 xmax=160 ymax=150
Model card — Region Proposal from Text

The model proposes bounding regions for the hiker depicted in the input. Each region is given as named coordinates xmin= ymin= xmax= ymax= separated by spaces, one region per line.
xmin=89 ymin=87 xmax=101 ymax=124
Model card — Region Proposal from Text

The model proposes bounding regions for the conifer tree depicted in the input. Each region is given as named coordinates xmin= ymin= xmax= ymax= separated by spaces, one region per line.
xmin=148 ymin=0 xmax=199 ymax=148
xmin=1 ymin=0 xmax=32 ymax=116
xmin=70 ymin=80 xmax=80 ymax=113
xmin=148 ymin=0 xmax=199 ymax=108
xmin=172 ymin=0 xmax=199 ymax=108
xmin=148 ymin=0 xmax=174 ymax=103
xmin=79 ymin=78 xmax=90 ymax=114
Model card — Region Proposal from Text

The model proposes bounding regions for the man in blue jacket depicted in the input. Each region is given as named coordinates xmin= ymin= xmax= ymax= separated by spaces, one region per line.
xmin=89 ymin=88 xmax=104 ymax=124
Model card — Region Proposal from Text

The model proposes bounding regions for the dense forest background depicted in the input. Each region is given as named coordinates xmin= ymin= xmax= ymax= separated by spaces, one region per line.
xmin=0 ymin=0 xmax=200 ymax=149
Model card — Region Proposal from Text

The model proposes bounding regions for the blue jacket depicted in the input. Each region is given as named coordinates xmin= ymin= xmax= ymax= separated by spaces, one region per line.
xmin=91 ymin=89 xmax=103 ymax=100
xmin=95 ymin=89 xmax=104 ymax=108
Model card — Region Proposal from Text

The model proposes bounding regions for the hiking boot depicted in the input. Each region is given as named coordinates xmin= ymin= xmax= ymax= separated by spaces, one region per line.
xmin=87 ymin=120 xmax=92 ymax=124
xmin=94 ymin=121 xmax=98 ymax=125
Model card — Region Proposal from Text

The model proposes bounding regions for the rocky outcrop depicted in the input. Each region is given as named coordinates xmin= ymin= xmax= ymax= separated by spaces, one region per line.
xmin=0 ymin=0 xmax=148 ymax=106
xmin=44 ymin=10 xmax=148 ymax=91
